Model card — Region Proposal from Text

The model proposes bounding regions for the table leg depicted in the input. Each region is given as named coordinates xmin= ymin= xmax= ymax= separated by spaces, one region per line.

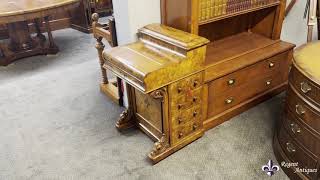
xmin=7 ymin=21 xmax=34 ymax=52
xmin=0 ymin=18 xmax=60 ymax=66
xmin=44 ymin=16 xmax=59 ymax=53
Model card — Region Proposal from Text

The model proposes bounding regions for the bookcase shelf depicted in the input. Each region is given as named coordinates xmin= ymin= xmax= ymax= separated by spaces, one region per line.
xmin=199 ymin=1 xmax=280 ymax=25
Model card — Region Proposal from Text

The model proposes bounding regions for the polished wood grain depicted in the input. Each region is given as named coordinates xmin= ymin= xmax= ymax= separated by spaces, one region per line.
xmin=96 ymin=0 xmax=296 ymax=163
xmin=274 ymin=42 xmax=320 ymax=179
xmin=0 ymin=0 xmax=79 ymax=66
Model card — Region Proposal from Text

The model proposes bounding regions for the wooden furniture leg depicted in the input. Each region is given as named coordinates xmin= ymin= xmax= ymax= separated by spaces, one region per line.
xmin=44 ymin=16 xmax=59 ymax=53
xmin=115 ymin=84 xmax=135 ymax=130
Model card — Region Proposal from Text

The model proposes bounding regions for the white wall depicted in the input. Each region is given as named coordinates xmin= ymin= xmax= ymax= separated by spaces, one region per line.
xmin=112 ymin=0 xmax=161 ymax=107
xmin=113 ymin=0 xmax=161 ymax=45
xmin=281 ymin=0 xmax=318 ymax=47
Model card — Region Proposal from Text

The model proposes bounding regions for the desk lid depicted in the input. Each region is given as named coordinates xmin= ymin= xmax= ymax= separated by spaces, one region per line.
xmin=103 ymin=24 xmax=209 ymax=93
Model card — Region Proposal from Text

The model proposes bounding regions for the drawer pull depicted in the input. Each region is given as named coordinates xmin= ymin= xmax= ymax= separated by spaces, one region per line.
xmin=290 ymin=123 xmax=301 ymax=134
xmin=227 ymin=79 xmax=235 ymax=85
xmin=177 ymin=87 xmax=183 ymax=93
xmin=193 ymin=124 xmax=198 ymax=131
xmin=193 ymin=80 xmax=199 ymax=88
xmin=295 ymin=104 xmax=306 ymax=115
xmin=178 ymin=117 xmax=183 ymax=124
xmin=266 ymin=80 xmax=272 ymax=86
xmin=225 ymin=97 xmax=234 ymax=104
xmin=178 ymin=132 xmax=184 ymax=139
xmin=286 ymin=142 xmax=296 ymax=153
xmin=193 ymin=97 xmax=198 ymax=103
xmin=300 ymin=82 xmax=312 ymax=94
xmin=269 ymin=62 xmax=275 ymax=68
xmin=193 ymin=111 xmax=198 ymax=117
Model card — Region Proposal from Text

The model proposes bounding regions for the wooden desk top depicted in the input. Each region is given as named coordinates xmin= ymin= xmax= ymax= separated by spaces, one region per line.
xmin=0 ymin=0 xmax=79 ymax=24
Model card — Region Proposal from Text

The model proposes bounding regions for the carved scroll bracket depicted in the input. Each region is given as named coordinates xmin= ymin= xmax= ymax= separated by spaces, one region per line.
xmin=150 ymin=87 xmax=167 ymax=102
xmin=115 ymin=109 xmax=135 ymax=130
xmin=149 ymin=134 xmax=169 ymax=159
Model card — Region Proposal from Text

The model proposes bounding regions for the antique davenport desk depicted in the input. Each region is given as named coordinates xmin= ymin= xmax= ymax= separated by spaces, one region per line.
xmin=93 ymin=0 xmax=295 ymax=163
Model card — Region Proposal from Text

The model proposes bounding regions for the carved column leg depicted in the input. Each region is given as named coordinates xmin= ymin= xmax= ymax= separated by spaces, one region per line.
xmin=44 ymin=16 xmax=59 ymax=54
xmin=95 ymin=37 xmax=108 ymax=84
xmin=116 ymin=84 xmax=135 ymax=130
xmin=34 ymin=18 xmax=46 ymax=42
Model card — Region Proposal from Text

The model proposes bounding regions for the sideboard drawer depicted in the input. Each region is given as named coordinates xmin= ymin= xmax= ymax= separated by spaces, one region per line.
xmin=278 ymin=126 xmax=318 ymax=179
xmin=287 ymin=86 xmax=320 ymax=134
xmin=283 ymin=109 xmax=320 ymax=156
xmin=208 ymin=71 xmax=282 ymax=117
xmin=210 ymin=53 xmax=285 ymax=96
xmin=290 ymin=66 xmax=320 ymax=108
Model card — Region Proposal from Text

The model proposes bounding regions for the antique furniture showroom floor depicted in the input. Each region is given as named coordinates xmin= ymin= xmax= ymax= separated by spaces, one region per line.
xmin=0 ymin=1 xmax=319 ymax=180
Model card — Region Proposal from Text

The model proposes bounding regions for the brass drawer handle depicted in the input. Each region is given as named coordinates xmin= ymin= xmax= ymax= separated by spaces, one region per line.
xmin=290 ymin=123 xmax=301 ymax=134
xmin=178 ymin=132 xmax=184 ymax=139
xmin=286 ymin=142 xmax=296 ymax=153
xmin=177 ymin=87 xmax=183 ymax=93
xmin=225 ymin=97 xmax=234 ymax=104
xmin=295 ymin=104 xmax=306 ymax=115
xmin=266 ymin=80 xmax=272 ymax=86
xmin=227 ymin=79 xmax=235 ymax=86
xmin=300 ymin=82 xmax=312 ymax=94
xmin=269 ymin=62 xmax=275 ymax=68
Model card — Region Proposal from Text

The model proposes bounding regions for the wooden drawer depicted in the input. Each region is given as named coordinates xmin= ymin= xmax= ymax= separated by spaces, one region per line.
xmin=170 ymin=87 xmax=202 ymax=114
xmin=211 ymin=54 xmax=285 ymax=96
xmin=290 ymin=66 xmax=320 ymax=108
xmin=283 ymin=109 xmax=320 ymax=156
xmin=208 ymin=71 xmax=282 ymax=117
xmin=171 ymin=121 xmax=201 ymax=145
xmin=172 ymin=105 xmax=201 ymax=128
xmin=287 ymin=86 xmax=320 ymax=134
xmin=169 ymin=73 xmax=203 ymax=97
xmin=278 ymin=125 xmax=318 ymax=179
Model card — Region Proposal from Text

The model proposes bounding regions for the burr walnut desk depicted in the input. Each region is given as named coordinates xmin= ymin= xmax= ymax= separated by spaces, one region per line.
xmin=96 ymin=21 xmax=295 ymax=163
xmin=0 ymin=0 xmax=79 ymax=66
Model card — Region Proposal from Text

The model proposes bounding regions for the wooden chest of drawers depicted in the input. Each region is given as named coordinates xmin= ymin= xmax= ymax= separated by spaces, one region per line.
xmin=274 ymin=42 xmax=320 ymax=179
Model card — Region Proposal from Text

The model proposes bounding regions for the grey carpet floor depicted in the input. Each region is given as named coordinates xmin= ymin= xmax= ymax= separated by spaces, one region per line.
xmin=0 ymin=29 xmax=289 ymax=180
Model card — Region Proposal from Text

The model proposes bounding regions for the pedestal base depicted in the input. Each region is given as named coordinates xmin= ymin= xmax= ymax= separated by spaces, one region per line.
xmin=0 ymin=19 xmax=59 ymax=66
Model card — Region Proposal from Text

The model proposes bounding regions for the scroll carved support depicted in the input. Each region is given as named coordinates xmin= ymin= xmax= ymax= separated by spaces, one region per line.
xmin=149 ymin=134 xmax=170 ymax=160
xmin=150 ymin=88 xmax=167 ymax=102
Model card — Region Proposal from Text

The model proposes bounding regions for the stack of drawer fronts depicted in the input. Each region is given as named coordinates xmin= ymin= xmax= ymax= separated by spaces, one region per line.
xmin=169 ymin=73 xmax=204 ymax=145
xmin=274 ymin=42 xmax=320 ymax=179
